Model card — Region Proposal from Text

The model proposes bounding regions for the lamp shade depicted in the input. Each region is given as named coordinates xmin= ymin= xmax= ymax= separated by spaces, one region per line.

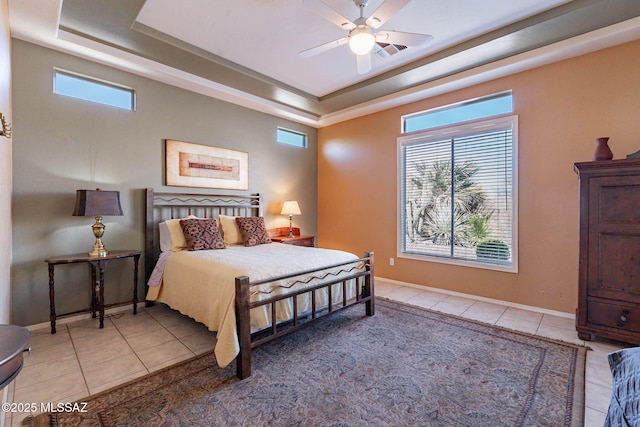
xmin=73 ymin=189 xmax=123 ymax=217
xmin=281 ymin=200 xmax=301 ymax=216
xmin=349 ymin=27 xmax=376 ymax=55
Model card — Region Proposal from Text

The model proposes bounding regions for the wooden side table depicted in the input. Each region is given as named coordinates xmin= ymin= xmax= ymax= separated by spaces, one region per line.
xmin=44 ymin=250 xmax=141 ymax=334
xmin=268 ymin=227 xmax=315 ymax=247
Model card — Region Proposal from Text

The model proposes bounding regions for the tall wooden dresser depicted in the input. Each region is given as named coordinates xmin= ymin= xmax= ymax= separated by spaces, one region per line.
xmin=574 ymin=158 xmax=640 ymax=344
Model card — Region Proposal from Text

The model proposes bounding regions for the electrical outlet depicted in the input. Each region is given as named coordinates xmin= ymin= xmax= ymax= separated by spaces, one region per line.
xmin=389 ymin=258 xmax=394 ymax=266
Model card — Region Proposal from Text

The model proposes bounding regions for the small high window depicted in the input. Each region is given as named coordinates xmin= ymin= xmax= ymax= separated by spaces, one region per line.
xmin=402 ymin=91 xmax=513 ymax=133
xmin=54 ymin=69 xmax=136 ymax=111
xmin=277 ymin=127 xmax=307 ymax=148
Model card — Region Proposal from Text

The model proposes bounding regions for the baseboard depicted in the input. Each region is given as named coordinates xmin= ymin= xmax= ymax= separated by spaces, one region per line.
xmin=375 ymin=276 xmax=575 ymax=320
xmin=24 ymin=278 xmax=574 ymax=330
xmin=25 ymin=303 xmax=137 ymax=332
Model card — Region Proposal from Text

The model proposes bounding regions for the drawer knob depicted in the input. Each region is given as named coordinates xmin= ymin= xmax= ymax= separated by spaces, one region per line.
xmin=618 ymin=310 xmax=631 ymax=327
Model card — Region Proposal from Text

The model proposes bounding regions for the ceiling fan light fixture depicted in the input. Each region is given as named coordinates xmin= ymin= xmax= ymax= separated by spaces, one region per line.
xmin=348 ymin=26 xmax=376 ymax=55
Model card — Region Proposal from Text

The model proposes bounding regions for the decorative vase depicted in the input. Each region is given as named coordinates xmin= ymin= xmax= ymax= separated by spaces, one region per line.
xmin=593 ymin=137 xmax=613 ymax=161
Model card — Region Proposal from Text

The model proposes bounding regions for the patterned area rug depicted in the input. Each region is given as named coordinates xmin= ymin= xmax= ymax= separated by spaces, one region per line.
xmin=25 ymin=299 xmax=586 ymax=426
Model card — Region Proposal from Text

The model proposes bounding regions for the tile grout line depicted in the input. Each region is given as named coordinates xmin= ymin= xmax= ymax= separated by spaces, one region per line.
xmin=459 ymin=300 xmax=476 ymax=318
xmin=143 ymin=312 xmax=195 ymax=372
xmin=67 ymin=322 xmax=92 ymax=400
xmin=9 ymin=325 xmax=84 ymax=423
xmin=108 ymin=314 xmax=153 ymax=385
xmin=124 ymin=308 xmax=197 ymax=373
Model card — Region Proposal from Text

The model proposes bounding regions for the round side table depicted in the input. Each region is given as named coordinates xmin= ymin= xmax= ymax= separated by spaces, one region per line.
xmin=0 ymin=325 xmax=30 ymax=389
xmin=0 ymin=325 xmax=30 ymax=427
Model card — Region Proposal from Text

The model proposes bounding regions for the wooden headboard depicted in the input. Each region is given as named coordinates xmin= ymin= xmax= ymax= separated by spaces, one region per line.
xmin=144 ymin=188 xmax=263 ymax=283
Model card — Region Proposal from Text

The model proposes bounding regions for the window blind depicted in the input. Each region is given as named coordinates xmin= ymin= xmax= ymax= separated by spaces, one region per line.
xmin=400 ymin=117 xmax=516 ymax=268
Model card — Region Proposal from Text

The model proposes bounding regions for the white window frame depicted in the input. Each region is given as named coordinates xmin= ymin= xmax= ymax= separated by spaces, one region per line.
xmin=402 ymin=91 xmax=513 ymax=134
xmin=397 ymin=115 xmax=519 ymax=273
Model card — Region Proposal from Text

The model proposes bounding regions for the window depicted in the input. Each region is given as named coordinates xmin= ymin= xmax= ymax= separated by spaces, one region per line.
xmin=398 ymin=95 xmax=517 ymax=272
xmin=54 ymin=69 xmax=136 ymax=111
xmin=403 ymin=91 xmax=512 ymax=133
xmin=277 ymin=127 xmax=307 ymax=148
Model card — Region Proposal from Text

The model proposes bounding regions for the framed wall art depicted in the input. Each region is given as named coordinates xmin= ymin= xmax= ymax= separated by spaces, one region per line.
xmin=165 ymin=139 xmax=248 ymax=190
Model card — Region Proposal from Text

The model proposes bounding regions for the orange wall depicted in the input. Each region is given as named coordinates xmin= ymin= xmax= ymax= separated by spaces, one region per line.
xmin=318 ymin=39 xmax=640 ymax=314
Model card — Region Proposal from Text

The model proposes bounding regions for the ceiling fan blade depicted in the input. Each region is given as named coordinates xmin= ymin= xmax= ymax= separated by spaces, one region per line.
xmin=366 ymin=0 xmax=411 ymax=29
xmin=304 ymin=0 xmax=356 ymax=30
xmin=356 ymin=53 xmax=371 ymax=74
xmin=376 ymin=30 xmax=433 ymax=47
xmin=298 ymin=37 xmax=348 ymax=59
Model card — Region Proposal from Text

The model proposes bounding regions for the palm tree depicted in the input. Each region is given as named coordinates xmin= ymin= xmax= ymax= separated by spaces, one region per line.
xmin=409 ymin=160 xmax=492 ymax=247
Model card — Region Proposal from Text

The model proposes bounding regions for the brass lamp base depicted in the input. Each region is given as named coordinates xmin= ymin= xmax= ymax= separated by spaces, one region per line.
xmin=89 ymin=216 xmax=109 ymax=257
xmin=89 ymin=243 xmax=108 ymax=258
xmin=288 ymin=215 xmax=295 ymax=238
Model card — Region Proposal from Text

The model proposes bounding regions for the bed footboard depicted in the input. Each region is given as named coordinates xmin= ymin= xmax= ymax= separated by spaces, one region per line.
xmin=235 ymin=251 xmax=374 ymax=379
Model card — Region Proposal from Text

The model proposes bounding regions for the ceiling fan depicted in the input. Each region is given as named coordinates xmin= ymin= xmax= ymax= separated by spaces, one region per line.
xmin=299 ymin=0 xmax=434 ymax=74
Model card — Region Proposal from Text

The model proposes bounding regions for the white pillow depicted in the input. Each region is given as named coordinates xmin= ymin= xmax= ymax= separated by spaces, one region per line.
xmin=158 ymin=221 xmax=174 ymax=252
xmin=159 ymin=215 xmax=199 ymax=252
xmin=219 ymin=215 xmax=243 ymax=245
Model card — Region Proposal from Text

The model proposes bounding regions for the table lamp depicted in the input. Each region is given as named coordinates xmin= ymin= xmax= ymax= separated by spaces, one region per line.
xmin=73 ymin=189 xmax=123 ymax=257
xmin=281 ymin=200 xmax=301 ymax=238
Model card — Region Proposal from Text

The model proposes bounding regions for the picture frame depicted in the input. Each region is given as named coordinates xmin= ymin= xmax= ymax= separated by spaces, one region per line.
xmin=165 ymin=139 xmax=249 ymax=190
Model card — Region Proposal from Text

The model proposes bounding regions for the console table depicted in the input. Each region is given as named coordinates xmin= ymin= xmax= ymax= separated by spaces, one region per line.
xmin=44 ymin=250 xmax=141 ymax=334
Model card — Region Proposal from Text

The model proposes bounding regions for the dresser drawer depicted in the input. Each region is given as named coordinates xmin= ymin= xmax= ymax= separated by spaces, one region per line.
xmin=287 ymin=240 xmax=313 ymax=247
xmin=284 ymin=237 xmax=314 ymax=247
xmin=270 ymin=236 xmax=315 ymax=247
xmin=588 ymin=300 xmax=640 ymax=333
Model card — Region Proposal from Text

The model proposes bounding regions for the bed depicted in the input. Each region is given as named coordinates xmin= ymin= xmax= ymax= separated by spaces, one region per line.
xmin=144 ymin=188 xmax=374 ymax=379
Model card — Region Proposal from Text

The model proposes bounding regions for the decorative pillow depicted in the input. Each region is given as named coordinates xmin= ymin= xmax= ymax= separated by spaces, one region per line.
xmin=235 ymin=217 xmax=272 ymax=247
xmin=159 ymin=215 xmax=199 ymax=252
xmin=219 ymin=214 xmax=243 ymax=245
xmin=179 ymin=218 xmax=226 ymax=251
xmin=605 ymin=347 xmax=640 ymax=426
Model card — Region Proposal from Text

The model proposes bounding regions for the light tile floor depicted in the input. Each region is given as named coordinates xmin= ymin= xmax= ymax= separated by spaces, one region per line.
xmin=3 ymin=280 xmax=623 ymax=427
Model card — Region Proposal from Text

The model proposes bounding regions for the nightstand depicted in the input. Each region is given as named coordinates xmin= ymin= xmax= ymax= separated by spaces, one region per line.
xmin=268 ymin=227 xmax=315 ymax=247
xmin=271 ymin=235 xmax=315 ymax=247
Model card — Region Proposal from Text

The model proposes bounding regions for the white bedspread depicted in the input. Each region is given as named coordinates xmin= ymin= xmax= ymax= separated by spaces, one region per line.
xmin=146 ymin=243 xmax=361 ymax=368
